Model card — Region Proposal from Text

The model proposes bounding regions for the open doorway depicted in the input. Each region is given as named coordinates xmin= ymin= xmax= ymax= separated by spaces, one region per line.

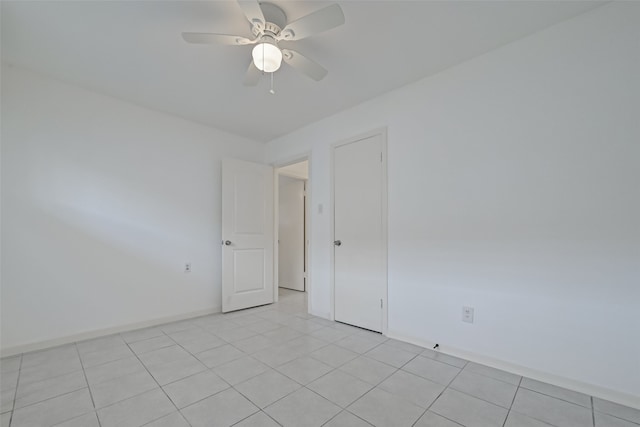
xmin=276 ymin=160 xmax=308 ymax=297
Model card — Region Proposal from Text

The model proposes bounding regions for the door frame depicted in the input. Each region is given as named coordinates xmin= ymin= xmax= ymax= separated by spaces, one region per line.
xmin=330 ymin=128 xmax=388 ymax=334
xmin=272 ymin=154 xmax=311 ymax=313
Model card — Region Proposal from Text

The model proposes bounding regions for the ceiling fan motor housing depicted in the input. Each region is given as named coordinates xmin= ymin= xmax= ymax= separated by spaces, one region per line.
xmin=252 ymin=2 xmax=287 ymax=37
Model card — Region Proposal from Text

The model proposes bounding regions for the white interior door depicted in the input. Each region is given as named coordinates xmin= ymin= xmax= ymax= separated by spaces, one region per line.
xmin=222 ymin=159 xmax=274 ymax=312
xmin=334 ymin=133 xmax=386 ymax=332
xmin=278 ymin=176 xmax=305 ymax=291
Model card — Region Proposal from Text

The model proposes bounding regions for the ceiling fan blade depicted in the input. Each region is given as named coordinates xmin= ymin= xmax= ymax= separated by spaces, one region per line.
xmin=237 ymin=0 xmax=265 ymax=30
xmin=182 ymin=32 xmax=254 ymax=45
xmin=243 ymin=61 xmax=261 ymax=86
xmin=278 ymin=4 xmax=344 ymax=41
xmin=282 ymin=49 xmax=328 ymax=81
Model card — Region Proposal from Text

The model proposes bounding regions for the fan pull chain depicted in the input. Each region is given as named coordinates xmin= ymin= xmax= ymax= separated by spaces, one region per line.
xmin=269 ymin=72 xmax=275 ymax=95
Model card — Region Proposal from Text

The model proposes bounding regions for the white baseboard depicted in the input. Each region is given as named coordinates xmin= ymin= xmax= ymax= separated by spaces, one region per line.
xmin=386 ymin=329 xmax=640 ymax=411
xmin=1 ymin=306 xmax=221 ymax=357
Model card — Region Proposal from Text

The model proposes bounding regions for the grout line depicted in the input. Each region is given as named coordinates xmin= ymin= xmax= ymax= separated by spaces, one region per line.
xmin=591 ymin=396 xmax=596 ymax=427
xmin=411 ymin=355 xmax=468 ymax=427
xmin=501 ymin=376 xmax=524 ymax=427
xmin=73 ymin=343 xmax=102 ymax=427
xmin=8 ymin=353 xmax=23 ymax=427
xmin=122 ymin=340 xmax=184 ymax=421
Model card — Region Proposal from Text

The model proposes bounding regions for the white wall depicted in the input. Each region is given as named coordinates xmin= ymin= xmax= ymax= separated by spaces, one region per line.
xmin=266 ymin=2 xmax=640 ymax=403
xmin=1 ymin=65 xmax=264 ymax=352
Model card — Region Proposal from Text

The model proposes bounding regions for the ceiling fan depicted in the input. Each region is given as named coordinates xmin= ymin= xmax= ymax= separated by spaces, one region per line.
xmin=182 ymin=1 xmax=345 ymax=86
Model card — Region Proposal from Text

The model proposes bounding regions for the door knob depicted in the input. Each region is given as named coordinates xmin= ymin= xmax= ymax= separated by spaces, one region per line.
xmin=224 ymin=240 xmax=232 ymax=246
xmin=334 ymin=240 xmax=342 ymax=246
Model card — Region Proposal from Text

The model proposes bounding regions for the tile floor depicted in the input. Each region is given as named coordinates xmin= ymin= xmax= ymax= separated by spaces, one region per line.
xmin=1 ymin=289 xmax=638 ymax=427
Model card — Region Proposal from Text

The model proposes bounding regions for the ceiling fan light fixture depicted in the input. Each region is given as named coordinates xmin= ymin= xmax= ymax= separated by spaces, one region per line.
xmin=252 ymin=41 xmax=282 ymax=73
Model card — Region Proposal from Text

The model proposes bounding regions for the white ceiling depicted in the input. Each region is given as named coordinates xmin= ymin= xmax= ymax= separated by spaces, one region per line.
xmin=1 ymin=1 xmax=603 ymax=142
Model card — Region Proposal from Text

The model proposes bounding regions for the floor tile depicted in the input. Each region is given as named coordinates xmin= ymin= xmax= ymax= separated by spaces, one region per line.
xmin=158 ymin=320 xmax=197 ymax=335
xmin=1 ymin=388 xmax=14 ymax=413
xmin=430 ymin=388 xmax=508 ymax=427
xmin=97 ymin=388 xmax=175 ymax=427
xmin=214 ymin=356 xmax=269 ymax=385
xmin=595 ymin=412 xmax=639 ymax=427
xmin=21 ymin=345 xmax=78 ymax=370
xmin=335 ymin=335 xmax=381 ymax=354
xmin=196 ymin=344 xmax=246 ymax=368
xmin=12 ymin=388 xmax=94 ymax=427
xmin=81 ymin=344 xmax=133 ymax=368
xmin=204 ymin=320 xmax=242 ymax=333
xmin=402 ymin=355 xmax=461 ymax=386
xmin=355 ymin=330 xmax=388 ymax=343
xmin=284 ymin=318 xmax=326 ymax=333
xmin=129 ymin=336 xmax=175 ymax=354
xmin=233 ymin=410 xmax=281 ymax=426
xmin=0 ymin=412 xmax=10 ymax=427
xmin=276 ymin=356 xmax=333 ymax=385
xmin=232 ymin=335 xmax=277 ymax=354
xmin=215 ymin=327 xmax=258 ymax=343
xmin=365 ymin=343 xmax=416 ymax=368
xmin=265 ymin=387 xmax=341 ymax=427
xmin=329 ymin=323 xmax=363 ymax=334
xmin=414 ymin=411 xmax=464 ymax=427
xmin=378 ymin=369 xmax=444 ymax=408
xmin=19 ymin=359 xmax=82 ymax=386
xmin=449 ymin=370 xmax=518 ymax=408
xmin=310 ymin=344 xmax=359 ymax=368
xmin=520 ymin=378 xmax=592 ymax=408
xmin=146 ymin=355 xmax=207 ymax=385
xmin=162 ymin=370 xmax=229 ymax=408
xmin=384 ymin=339 xmax=425 ymax=355
xmin=285 ymin=335 xmax=328 ymax=354
xmin=504 ymin=411 xmax=554 ymax=427
xmin=84 ymin=356 xmax=146 ymax=386
xmin=120 ymin=327 xmax=164 ymax=344
xmin=15 ymin=370 xmax=87 ymax=409
xmin=179 ymin=335 xmax=227 ymax=354
xmin=21 ymin=344 xmax=80 ymax=370
xmin=0 ymin=356 xmax=21 ymax=374
xmin=90 ymin=370 xmax=158 ymax=408
xmin=181 ymin=388 xmax=258 ymax=427
xmin=463 ymin=362 xmax=521 ymax=385
xmin=234 ymin=369 xmax=301 ymax=408
xmin=168 ymin=328 xmax=216 ymax=345
xmin=228 ymin=314 xmax=263 ymax=327
xmin=1 ymin=371 xmax=18 ymax=392
xmin=252 ymin=345 xmax=301 ymax=367
xmin=245 ymin=320 xmax=283 ymax=334
xmin=324 ymin=410 xmax=373 ymax=427
xmin=143 ymin=411 xmax=190 ymax=427
xmin=308 ymin=327 xmax=351 ymax=343
xmin=594 ymin=397 xmax=640 ymax=424
xmin=511 ymin=388 xmax=593 ymax=427
xmin=77 ymin=335 xmax=125 ymax=355
xmin=348 ymin=387 xmax=425 ymax=427
xmin=262 ymin=327 xmax=303 ymax=344
xmin=339 ymin=356 xmax=396 ymax=385
xmin=53 ymin=412 xmax=100 ymax=427
xmin=309 ymin=317 xmax=336 ymax=327
xmin=421 ymin=349 xmax=468 ymax=368
xmin=307 ymin=370 xmax=373 ymax=408
xmin=138 ymin=345 xmax=191 ymax=367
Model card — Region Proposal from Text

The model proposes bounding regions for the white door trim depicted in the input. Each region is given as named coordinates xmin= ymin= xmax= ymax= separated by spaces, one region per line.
xmin=272 ymin=154 xmax=312 ymax=312
xmin=330 ymin=127 xmax=388 ymax=335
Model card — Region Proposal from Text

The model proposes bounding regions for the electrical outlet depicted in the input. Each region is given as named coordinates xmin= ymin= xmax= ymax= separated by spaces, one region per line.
xmin=184 ymin=263 xmax=191 ymax=273
xmin=462 ymin=306 xmax=474 ymax=323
